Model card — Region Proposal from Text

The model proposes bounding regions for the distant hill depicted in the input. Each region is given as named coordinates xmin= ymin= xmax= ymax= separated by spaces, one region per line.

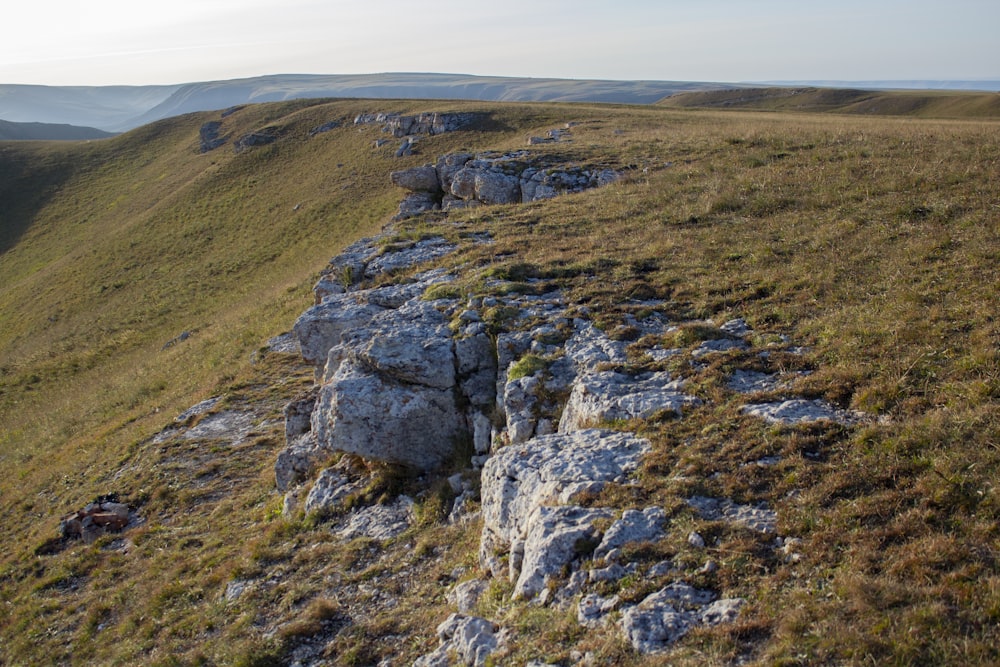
xmin=658 ymin=86 xmax=1000 ymax=118
xmin=0 ymin=73 xmax=732 ymax=132
xmin=0 ymin=118 xmax=115 ymax=140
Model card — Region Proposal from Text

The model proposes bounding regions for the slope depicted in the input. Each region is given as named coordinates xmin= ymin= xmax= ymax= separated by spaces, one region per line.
xmin=659 ymin=86 xmax=1000 ymax=118
xmin=1 ymin=101 xmax=999 ymax=665
xmin=0 ymin=119 xmax=116 ymax=141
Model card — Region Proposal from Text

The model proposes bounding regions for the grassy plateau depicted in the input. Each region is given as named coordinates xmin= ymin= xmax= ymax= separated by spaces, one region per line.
xmin=0 ymin=93 xmax=998 ymax=665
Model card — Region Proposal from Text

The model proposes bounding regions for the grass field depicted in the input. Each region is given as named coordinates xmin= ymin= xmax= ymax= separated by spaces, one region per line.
xmin=1 ymin=98 xmax=998 ymax=665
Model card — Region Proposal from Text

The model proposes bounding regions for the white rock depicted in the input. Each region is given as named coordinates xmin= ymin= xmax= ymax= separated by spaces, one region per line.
xmin=559 ymin=371 xmax=699 ymax=432
xmin=312 ymin=359 xmax=466 ymax=470
xmin=701 ymin=598 xmax=745 ymax=625
xmin=413 ymin=614 xmax=504 ymax=667
xmin=479 ymin=429 xmax=651 ymax=578
xmin=594 ymin=507 xmax=668 ymax=560
xmin=304 ymin=468 xmax=361 ymax=515
xmin=337 ymin=496 xmax=414 ymax=541
xmin=578 ymin=593 xmax=620 ymax=628
xmin=446 ymin=579 xmax=489 ymax=614
xmin=687 ymin=496 xmax=778 ymax=534
xmin=687 ymin=531 xmax=706 ymax=549
xmin=742 ymin=399 xmax=865 ymax=425
xmin=514 ymin=505 xmax=614 ymax=600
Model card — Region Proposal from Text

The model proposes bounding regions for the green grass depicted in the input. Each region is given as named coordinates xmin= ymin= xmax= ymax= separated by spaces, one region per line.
xmin=1 ymin=98 xmax=999 ymax=665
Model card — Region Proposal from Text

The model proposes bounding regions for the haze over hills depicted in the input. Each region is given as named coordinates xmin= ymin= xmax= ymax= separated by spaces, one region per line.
xmin=0 ymin=73 xmax=734 ymax=132
xmin=5 ymin=72 xmax=998 ymax=135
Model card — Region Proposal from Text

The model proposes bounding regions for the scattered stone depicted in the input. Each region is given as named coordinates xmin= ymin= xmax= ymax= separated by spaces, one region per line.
xmin=60 ymin=497 xmax=134 ymax=543
xmin=578 ymin=593 xmax=620 ymax=628
xmin=304 ymin=468 xmax=362 ymax=516
xmin=234 ymin=127 xmax=278 ymax=153
xmin=687 ymin=496 xmax=778 ymax=534
xmin=727 ymin=369 xmax=782 ymax=394
xmin=619 ymin=583 xmax=733 ymax=653
xmin=559 ymin=370 xmax=699 ymax=432
xmin=687 ymin=531 xmax=706 ymax=549
xmin=161 ymin=330 xmax=191 ymax=350
xmin=692 ymin=338 xmax=748 ymax=357
xmin=413 ymin=614 xmax=505 ymax=667
xmin=742 ymin=398 xmax=865 ymax=425
xmin=225 ymin=579 xmax=250 ymax=602
xmin=479 ymin=429 xmax=651 ymax=579
xmin=308 ymin=120 xmax=341 ymax=136
xmin=337 ymin=495 xmax=414 ymax=541
xmin=594 ymin=507 xmax=668 ymax=560
xmin=447 ymin=579 xmax=489 ymax=613
xmin=199 ymin=121 xmax=226 ymax=152
xmin=701 ymin=598 xmax=746 ymax=626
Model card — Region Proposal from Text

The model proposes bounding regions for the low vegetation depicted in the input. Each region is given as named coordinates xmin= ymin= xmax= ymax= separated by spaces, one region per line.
xmin=1 ymin=96 xmax=998 ymax=664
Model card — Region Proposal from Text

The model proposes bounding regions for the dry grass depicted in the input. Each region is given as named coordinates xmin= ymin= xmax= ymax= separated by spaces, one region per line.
xmin=1 ymin=99 xmax=998 ymax=664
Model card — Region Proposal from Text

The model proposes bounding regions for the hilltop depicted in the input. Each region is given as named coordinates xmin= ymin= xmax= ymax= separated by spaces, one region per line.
xmin=1 ymin=98 xmax=999 ymax=665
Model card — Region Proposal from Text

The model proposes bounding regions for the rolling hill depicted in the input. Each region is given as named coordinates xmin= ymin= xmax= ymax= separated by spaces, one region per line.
xmin=0 ymin=119 xmax=115 ymax=140
xmin=0 ymin=73 xmax=733 ymax=132
xmin=659 ymin=86 xmax=1000 ymax=118
xmin=1 ymin=98 xmax=999 ymax=665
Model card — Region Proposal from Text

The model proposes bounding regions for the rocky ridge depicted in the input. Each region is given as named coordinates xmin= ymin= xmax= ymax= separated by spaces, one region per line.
xmin=253 ymin=155 xmax=869 ymax=662
xmin=134 ymin=136 xmax=868 ymax=663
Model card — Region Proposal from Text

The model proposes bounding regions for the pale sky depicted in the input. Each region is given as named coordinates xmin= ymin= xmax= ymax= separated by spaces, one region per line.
xmin=3 ymin=0 xmax=997 ymax=86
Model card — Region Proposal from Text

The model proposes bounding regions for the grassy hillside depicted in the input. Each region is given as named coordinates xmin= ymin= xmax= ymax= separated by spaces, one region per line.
xmin=0 ymin=120 xmax=116 ymax=141
xmin=1 ymin=100 xmax=999 ymax=665
xmin=659 ymin=86 xmax=1000 ymax=118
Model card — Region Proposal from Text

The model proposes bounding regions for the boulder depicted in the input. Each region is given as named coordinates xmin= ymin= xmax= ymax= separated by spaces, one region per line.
xmin=274 ymin=432 xmax=325 ymax=491
xmin=312 ymin=359 xmax=466 ymax=470
xmin=337 ymin=495 xmax=414 ymax=540
xmin=436 ymin=153 xmax=474 ymax=190
xmin=293 ymin=295 xmax=387 ymax=368
xmin=413 ymin=614 xmax=505 ymax=667
xmin=390 ymin=165 xmax=441 ymax=193
xmin=393 ymin=192 xmax=439 ymax=220
xmin=514 ymin=505 xmax=614 ymax=600
xmin=479 ymin=429 xmax=650 ymax=577
xmin=337 ymin=299 xmax=456 ymax=390
xmin=474 ymin=170 xmax=521 ymax=205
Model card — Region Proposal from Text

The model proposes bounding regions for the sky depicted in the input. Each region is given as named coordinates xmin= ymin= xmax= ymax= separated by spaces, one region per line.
xmin=2 ymin=0 xmax=998 ymax=86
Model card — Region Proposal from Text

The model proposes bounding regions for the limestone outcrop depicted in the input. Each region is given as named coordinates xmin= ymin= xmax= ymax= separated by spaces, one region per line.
xmin=262 ymin=147 xmax=876 ymax=659
xmin=390 ymin=151 xmax=622 ymax=219
xmin=354 ymin=111 xmax=480 ymax=137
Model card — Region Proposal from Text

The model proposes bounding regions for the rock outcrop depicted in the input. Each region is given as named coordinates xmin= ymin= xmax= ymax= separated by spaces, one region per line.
xmin=354 ymin=111 xmax=480 ymax=137
xmin=263 ymin=147 xmax=876 ymax=659
xmin=390 ymin=151 xmax=622 ymax=219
